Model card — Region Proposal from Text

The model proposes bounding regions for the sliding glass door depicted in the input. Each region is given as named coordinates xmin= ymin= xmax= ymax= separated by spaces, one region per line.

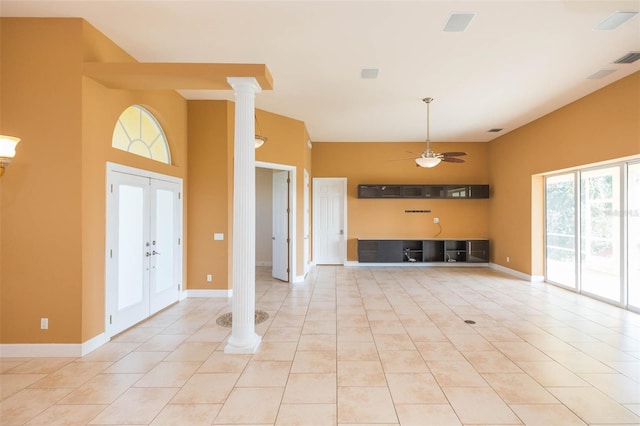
xmin=628 ymin=163 xmax=640 ymax=310
xmin=545 ymin=161 xmax=636 ymax=310
xmin=545 ymin=174 xmax=577 ymax=289
xmin=580 ymin=166 xmax=622 ymax=303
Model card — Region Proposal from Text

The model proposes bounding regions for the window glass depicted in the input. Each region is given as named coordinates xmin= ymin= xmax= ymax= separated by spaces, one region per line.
xmin=112 ymin=105 xmax=171 ymax=164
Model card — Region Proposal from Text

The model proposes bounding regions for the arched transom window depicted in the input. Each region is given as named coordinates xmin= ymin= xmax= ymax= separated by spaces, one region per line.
xmin=112 ymin=105 xmax=171 ymax=164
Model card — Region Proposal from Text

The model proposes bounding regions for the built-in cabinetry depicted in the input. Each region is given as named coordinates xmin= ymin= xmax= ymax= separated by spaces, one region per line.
xmin=358 ymin=239 xmax=489 ymax=264
xmin=358 ymin=184 xmax=489 ymax=199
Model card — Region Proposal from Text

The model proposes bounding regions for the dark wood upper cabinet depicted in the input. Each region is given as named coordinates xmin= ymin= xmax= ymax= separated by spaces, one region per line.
xmin=358 ymin=184 xmax=489 ymax=199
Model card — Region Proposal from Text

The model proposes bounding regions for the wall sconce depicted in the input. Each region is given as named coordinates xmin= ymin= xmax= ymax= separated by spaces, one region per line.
xmin=0 ymin=135 xmax=20 ymax=177
xmin=255 ymin=115 xmax=268 ymax=149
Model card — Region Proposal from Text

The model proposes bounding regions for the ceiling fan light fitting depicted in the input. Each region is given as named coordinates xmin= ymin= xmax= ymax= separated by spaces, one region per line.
xmin=416 ymin=156 xmax=441 ymax=168
xmin=254 ymin=134 xmax=267 ymax=148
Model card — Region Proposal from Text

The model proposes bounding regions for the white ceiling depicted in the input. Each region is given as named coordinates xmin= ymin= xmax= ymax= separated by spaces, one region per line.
xmin=2 ymin=0 xmax=639 ymax=143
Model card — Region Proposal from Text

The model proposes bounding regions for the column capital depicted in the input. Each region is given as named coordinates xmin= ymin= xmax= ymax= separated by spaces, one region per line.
xmin=227 ymin=77 xmax=262 ymax=94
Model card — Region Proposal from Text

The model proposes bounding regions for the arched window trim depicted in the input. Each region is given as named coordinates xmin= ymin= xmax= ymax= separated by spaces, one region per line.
xmin=112 ymin=105 xmax=172 ymax=165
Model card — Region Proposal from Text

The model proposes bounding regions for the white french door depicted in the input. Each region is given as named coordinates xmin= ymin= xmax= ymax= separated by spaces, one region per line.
xmin=313 ymin=178 xmax=346 ymax=265
xmin=272 ymin=170 xmax=289 ymax=281
xmin=106 ymin=164 xmax=182 ymax=336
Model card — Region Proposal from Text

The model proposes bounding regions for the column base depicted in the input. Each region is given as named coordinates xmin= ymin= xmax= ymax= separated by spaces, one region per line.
xmin=224 ymin=333 xmax=262 ymax=354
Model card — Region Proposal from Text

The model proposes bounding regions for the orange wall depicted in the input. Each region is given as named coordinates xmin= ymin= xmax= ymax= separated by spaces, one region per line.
xmin=81 ymin=26 xmax=188 ymax=343
xmin=312 ymin=142 xmax=489 ymax=261
xmin=1 ymin=18 xmax=188 ymax=344
xmin=1 ymin=19 xmax=84 ymax=343
xmin=255 ymin=110 xmax=310 ymax=277
xmin=187 ymin=100 xmax=233 ymax=290
xmin=489 ymin=72 xmax=640 ymax=276
xmin=186 ymin=104 xmax=310 ymax=288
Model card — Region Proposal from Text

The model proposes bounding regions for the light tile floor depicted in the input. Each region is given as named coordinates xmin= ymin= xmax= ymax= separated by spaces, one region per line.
xmin=2 ymin=266 xmax=640 ymax=425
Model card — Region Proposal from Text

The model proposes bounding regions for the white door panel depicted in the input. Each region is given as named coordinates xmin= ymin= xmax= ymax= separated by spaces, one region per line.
xmin=272 ymin=171 xmax=289 ymax=281
xmin=109 ymin=174 xmax=150 ymax=335
xmin=149 ymin=182 xmax=181 ymax=314
xmin=304 ymin=169 xmax=310 ymax=274
xmin=313 ymin=178 xmax=346 ymax=265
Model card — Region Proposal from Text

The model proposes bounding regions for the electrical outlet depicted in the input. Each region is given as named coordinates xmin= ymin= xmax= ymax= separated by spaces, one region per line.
xmin=207 ymin=274 xmax=212 ymax=282
xmin=506 ymin=256 xmax=510 ymax=263
xmin=433 ymin=217 xmax=440 ymax=224
xmin=40 ymin=318 xmax=48 ymax=330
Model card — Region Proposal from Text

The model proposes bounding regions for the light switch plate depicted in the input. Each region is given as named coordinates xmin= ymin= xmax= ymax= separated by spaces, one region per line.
xmin=214 ymin=233 xmax=224 ymax=241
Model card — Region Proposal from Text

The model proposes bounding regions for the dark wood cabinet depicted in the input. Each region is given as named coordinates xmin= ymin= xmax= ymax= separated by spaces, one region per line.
xmin=467 ymin=240 xmax=490 ymax=263
xmin=358 ymin=239 xmax=489 ymax=264
xmin=358 ymin=184 xmax=489 ymax=199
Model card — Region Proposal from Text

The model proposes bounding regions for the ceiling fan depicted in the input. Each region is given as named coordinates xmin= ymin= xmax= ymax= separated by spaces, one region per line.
xmin=413 ymin=97 xmax=467 ymax=168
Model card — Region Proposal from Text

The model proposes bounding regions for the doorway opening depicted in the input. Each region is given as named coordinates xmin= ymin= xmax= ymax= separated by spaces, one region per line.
xmin=256 ymin=162 xmax=297 ymax=282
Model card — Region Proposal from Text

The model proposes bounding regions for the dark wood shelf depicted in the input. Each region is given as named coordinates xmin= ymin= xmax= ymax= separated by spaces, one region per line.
xmin=358 ymin=184 xmax=489 ymax=199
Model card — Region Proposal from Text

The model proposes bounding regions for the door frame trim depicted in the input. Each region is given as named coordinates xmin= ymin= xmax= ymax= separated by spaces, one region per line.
xmin=256 ymin=161 xmax=297 ymax=283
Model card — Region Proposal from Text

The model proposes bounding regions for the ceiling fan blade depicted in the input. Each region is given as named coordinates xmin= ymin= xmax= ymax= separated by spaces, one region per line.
xmin=441 ymin=157 xmax=465 ymax=163
xmin=440 ymin=151 xmax=467 ymax=157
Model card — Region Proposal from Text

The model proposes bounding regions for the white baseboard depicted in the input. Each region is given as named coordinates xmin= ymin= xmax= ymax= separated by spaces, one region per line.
xmin=489 ymin=263 xmax=544 ymax=282
xmin=81 ymin=333 xmax=110 ymax=356
xmin=185 ymin=289 xmax=232 ymax=298
xmin=0 ymin=333 xmax=109 ymax=358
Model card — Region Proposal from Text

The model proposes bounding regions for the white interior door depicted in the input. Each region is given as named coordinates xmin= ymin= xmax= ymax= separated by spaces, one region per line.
xmin=106 ymin=165 xmax=182 ymax=336
xmin=313 ymin=178 xmax=346 ymax=264
xmin=304 ymin=169 xmax=310 ymax=274
xmin=272 ymin=170 xmax=289 ymax=281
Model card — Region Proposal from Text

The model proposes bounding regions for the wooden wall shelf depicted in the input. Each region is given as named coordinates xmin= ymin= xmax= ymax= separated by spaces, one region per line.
xmin=357 ymin=184 xmax=489 ymax=199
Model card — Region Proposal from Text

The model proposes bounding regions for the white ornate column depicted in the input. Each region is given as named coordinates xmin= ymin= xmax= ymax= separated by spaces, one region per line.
xmin=225 ymin=77 xmax=262 ymax=354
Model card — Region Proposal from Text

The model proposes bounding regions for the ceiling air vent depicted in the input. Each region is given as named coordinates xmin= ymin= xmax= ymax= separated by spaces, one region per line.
xmin=360 ymin=68 xmax=379 ymax=79
xmin=587 ymin=69 xmax=616 ymax=79
xmin=614 ymin=51 xmax=640 ymax=64
xmin=443 ymin=13 xmax=476 ymax=32
xmin=488 ymin=128 xmax=503 ymax=133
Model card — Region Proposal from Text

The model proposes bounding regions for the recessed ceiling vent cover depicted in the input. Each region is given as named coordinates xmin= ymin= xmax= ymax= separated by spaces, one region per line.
xmin=614 ymin=51 xmax=640 ymax=64
xmin=443 ymin=13 xmax=475 ymax=32
xmin=587 ymin=69 xmax=616 ymax=79
xmin=360 ymin=68 xmax=379 ymax=79
xmin=488 ymin=128 xmax=503 ymax=133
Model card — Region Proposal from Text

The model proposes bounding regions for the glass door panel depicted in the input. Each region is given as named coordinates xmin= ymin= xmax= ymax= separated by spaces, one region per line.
xmin=545 ymin=174 xmax=577 ymax=288
xmin=117 ymin=184 xmax=146 ymax=310
xmin=580 ymin=166 xmax=622 ymax=303
xmin=628 ymin=163 xmax=640 ymax=309
xmin=149 ymin=182 xmax=181 ymax=315
xmin=107 ymin=172 xmax=151 ymax=336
